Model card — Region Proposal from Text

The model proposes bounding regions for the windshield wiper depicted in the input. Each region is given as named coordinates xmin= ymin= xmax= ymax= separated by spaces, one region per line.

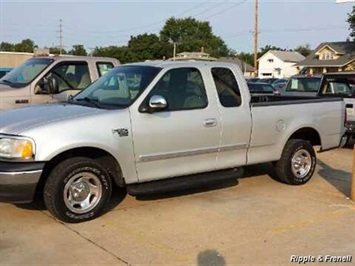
xmin=0 ymin=79 xmax=12 ymax=85
xmin=75 ymin=97 xmax=103 ymax=109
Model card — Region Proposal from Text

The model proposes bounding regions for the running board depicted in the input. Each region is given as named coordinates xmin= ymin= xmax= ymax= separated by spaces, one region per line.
xmin=127 ymin=167 xmax=244 ymax=196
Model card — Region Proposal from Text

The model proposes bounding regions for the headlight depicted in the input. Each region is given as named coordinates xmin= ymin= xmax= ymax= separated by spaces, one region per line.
xmin=0 ymin=137 xmax=35 ymax=159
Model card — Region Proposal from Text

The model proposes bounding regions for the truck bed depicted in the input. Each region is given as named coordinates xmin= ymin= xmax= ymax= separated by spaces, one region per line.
xmin=250 ymin=95 xmax=343 ymax=106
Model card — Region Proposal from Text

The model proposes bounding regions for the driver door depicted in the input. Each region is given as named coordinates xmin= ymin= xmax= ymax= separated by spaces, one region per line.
xmin=130 ymin=67 xmax=221 ymax=182
xmin=33 ymin=61 xmax=91 ymax=104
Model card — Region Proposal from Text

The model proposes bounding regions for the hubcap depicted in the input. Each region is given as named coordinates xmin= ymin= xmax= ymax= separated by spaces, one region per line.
xmin=291 ymin=149 xmax=312 ymax=179
xmin=64 ymin=172 xmax=102 ymax=214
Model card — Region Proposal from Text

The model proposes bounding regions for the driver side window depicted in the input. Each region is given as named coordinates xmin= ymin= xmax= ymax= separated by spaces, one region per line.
xmin=147 ymin=68 xmax=208 ymax=111
xmin=36 ymin=62 xmax=90 ymax=94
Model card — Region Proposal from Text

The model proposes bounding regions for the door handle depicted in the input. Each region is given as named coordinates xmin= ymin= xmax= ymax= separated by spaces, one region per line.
xmin=203 ymin=118 xmax=217 ymax=127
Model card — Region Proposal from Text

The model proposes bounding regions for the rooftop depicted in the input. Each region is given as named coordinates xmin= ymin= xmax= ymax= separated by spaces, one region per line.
xmin=259 ymin=50 xmax=305 ymax=62
xmin=296 ymin=41 xmax=355 ymax=67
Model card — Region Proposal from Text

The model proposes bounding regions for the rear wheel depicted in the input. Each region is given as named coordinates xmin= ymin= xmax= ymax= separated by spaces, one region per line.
xmin=275 ymin=139 xmax=316 ymax=185
xmin=44 ymin=157 xmax=112 ymax=223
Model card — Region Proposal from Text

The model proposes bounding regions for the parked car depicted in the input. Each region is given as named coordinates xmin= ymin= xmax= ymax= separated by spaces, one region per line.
xmin=0 ymin=55 xmax=120 ymax=110
xmin=247 ymin=82 xmax=275 ymax=95
xmin=272 ymin=78 xmax=288 ymax=87
xmin=272 ymin=79 xmax=288 ymax=95
xmin=0 ymin=61 xmax=345 ymax=223
xmin=0 ymin=67 xmax=13 ymax=79
xmin=260 ymin=78 xmax=278 ymax=84
xmin=245 ymin=77 xmax=260 ymax=83
xmin=280 ymin=75 xmax=321 ymax=96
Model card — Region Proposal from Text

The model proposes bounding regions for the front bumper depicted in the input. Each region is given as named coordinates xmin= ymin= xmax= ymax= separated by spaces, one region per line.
xmin=0 ymin=161 xmax=45 ymax=203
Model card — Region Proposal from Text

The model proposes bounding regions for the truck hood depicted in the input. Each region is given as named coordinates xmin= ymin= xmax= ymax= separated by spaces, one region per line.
xmin=0 ymin=103 xmax=103 ymax=135
xmin=0 ymin=83 xmax=14 ymax=92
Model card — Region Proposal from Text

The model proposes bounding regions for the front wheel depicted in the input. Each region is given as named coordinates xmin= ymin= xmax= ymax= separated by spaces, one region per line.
xmin=44 ymin=157 xmax=112 ymax=223
xmin=275 ymin=139 xmax=316 ymax=185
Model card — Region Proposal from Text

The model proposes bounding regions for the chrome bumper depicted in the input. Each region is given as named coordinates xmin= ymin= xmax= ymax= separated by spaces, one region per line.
xmin=0 ymin=162 xmax=44 ymax=203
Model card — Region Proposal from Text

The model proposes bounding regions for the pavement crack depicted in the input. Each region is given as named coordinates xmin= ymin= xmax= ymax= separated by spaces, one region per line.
xmin=40 ymin=211 xmax=131 ymax=265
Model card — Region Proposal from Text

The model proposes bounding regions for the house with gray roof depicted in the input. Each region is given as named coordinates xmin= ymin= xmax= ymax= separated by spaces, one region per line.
xmin=296 ymin=41 xmax=355 ymax=75
xmin=258 ymin=50 xmax=305 ymax=78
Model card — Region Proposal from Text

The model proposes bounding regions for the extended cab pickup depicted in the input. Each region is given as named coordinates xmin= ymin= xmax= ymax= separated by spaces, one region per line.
xmin=0 ymin=62 xmax=345 ymax=223
xmin=0 ymin=55 xmax=119 ymax=110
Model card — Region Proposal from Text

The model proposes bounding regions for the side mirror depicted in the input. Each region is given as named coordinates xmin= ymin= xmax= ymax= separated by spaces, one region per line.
xmin=139 ymin=95 xmax=168 ymax=113
xmin=48 ymin=76 xmax=59 ymax=94
xmin=149 ymin=95 xmax=167 ymax=110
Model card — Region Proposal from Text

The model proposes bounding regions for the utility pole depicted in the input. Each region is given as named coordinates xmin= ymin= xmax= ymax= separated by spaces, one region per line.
xmin=59 ymin=19 xmax=63 ymax=55
xmin=254 ymin=0 xmax=258 ymax=77
xmin=173 ymin=42 xmax=176 ymax=61
xmin=352 ymin=145 xmax=355 ymax=201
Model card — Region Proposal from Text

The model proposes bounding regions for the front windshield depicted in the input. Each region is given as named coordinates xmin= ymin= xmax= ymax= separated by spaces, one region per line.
xmin=0 ymin=58 xmax=53 ymax=86
xmin=73 ymin=65 xmax=161 ymax=108
xmin=286 ymin=78 xmax=321 ymax=93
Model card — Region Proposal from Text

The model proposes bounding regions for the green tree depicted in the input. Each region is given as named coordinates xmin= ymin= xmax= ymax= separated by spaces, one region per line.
xmin=48 ymin=47 xmax=67 ymax=54
xmin=93 ymin=46 xmax=135 ymax=64
xmin=128 ymin=34 xmax=165 ymax=61
xmin=69 ymin=44 xmax=87 ymax=56
xmin=237 ymin=52 xmax=254 ymax=67
xmin=347 ymin=6 xmax=355 ymax=41
xmin=14 ymin=39 xmax=37 ymax=52
xmin=0 ymin=42 xmax=14 ymax=51
xmin=160 ymin=17 xmax=230 ymax=58
xmin=294 ymin=44 xmax=312 ymax=57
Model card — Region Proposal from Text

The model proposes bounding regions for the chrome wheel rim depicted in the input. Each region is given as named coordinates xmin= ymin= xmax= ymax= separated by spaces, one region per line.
xmin=64 ymin=172 xmax=102 ymax=214
xmin=291 ymin=149 xmax=312 ymax=179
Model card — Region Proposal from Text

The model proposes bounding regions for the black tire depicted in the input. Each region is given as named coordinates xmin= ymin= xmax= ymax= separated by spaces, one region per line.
xmin=342 ymin=135 xmax=351 ymax=148
xmin=275 ymin=139 xmax=316 ymax=185
xmin=44 ymin=157 xmax=112 ymax=223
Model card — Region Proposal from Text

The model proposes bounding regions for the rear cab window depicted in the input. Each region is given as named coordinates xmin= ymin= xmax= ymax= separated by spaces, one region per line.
xmin=211 ymin=67 xmax=242 ymax=107
xmin=285 ymin=77 xmax=321 ymax=93
xmin=96 ymin=62 xmax=115 ymax=77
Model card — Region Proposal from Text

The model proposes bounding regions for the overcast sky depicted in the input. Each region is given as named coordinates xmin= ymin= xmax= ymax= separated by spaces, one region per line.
xmin=0 ymin=0 xmax=353 ymax=54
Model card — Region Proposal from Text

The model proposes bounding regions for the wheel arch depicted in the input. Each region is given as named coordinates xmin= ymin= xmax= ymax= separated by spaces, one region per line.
xmin=271 ymin=126 xmax=322 ymax=163
xmin=37 ymin=147 xmax=125 ymax=193
xmin=287 ymin=127 xmax=321 ymax=146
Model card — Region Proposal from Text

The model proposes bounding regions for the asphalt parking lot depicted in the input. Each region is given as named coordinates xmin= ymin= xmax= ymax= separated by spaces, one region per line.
xmin=0 ymin=145 xmax=354 ymax=265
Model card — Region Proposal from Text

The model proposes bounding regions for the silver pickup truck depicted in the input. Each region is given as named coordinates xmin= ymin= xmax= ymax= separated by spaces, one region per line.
xmin=0 ymin=62 xmax=345 ymax=223
xmin=0 ymin=55 xmax=119 ymax=110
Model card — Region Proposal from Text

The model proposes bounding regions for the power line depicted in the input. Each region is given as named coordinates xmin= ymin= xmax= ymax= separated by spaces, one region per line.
xmin=200 ymin=0 xmax=247 ymax=20
xmin=189 ymin=0 xmax=229 ymax=18
xmin=63 ymin=0 xmax=215 ymax=35
xmin=261 ymin=25 xmax=346 ymax=33
xmin=221 ymin=25 xmax=346 ymax=38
